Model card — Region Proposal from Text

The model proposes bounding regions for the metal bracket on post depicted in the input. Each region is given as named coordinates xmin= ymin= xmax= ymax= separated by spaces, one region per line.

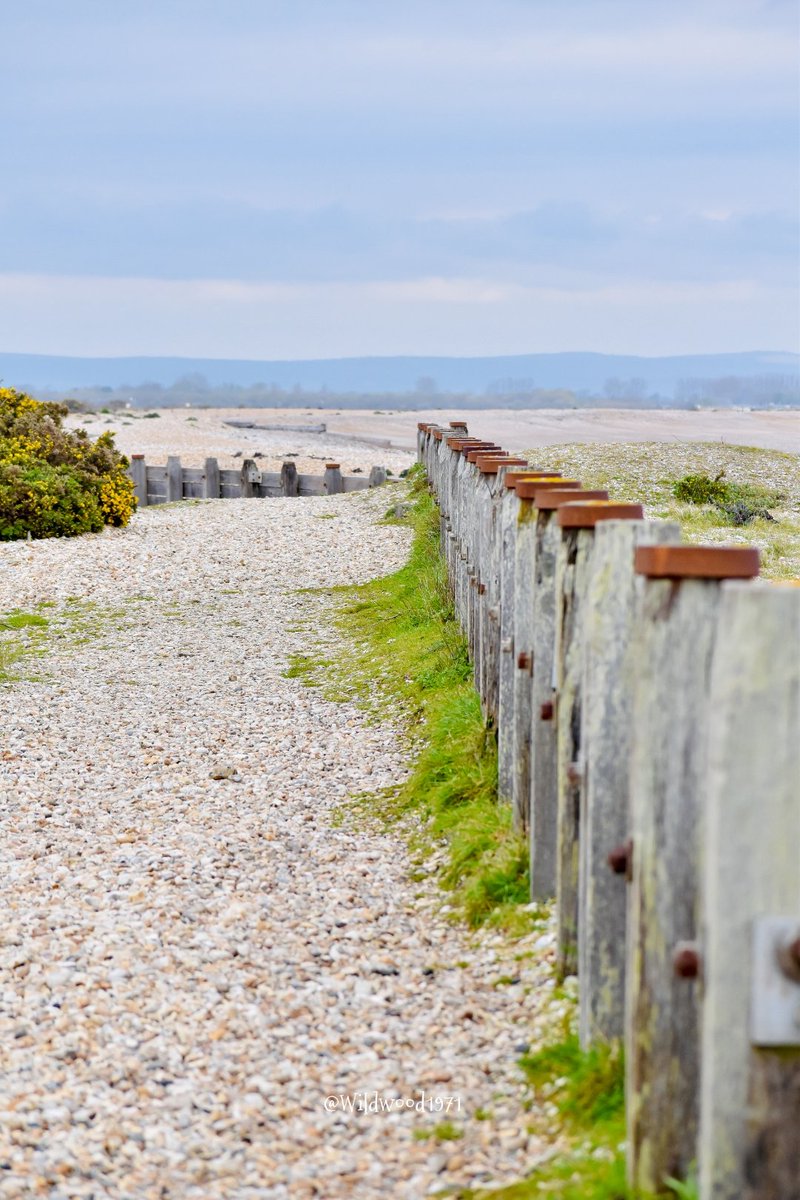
xmin=750 ymin=915 xmax=800 ymax=1047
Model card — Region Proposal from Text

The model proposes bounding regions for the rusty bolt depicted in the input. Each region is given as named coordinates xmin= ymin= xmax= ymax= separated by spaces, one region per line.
xmin=607 ymin=839 xmax=632 ymax=878
xmin=566 ymin=761 xmax=582 ymax=786
xmin=789 ymin=937 xmax=800 ymax=971
xmin=478 ymin=583 xmax=487 ymax=595
xmin=540 ymin=701 xmax=554 ymax=721
xmin=673 ymin=942 xmax=701 ymax=980
xmin=777 ymin=933 xmax=800 ymax=984
xmin=517 ymin=651 xmax=532 ymax=672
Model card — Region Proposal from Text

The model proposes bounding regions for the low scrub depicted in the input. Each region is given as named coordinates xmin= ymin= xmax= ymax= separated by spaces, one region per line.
xmin=0 ymin=388 xmax=135 ymax=540
xmin=671 ymin=469 xmax=780 ymax=524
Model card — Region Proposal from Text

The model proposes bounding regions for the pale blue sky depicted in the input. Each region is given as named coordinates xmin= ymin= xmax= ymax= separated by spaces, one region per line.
xmin=1 ymin=0 xmax=798 ymax=358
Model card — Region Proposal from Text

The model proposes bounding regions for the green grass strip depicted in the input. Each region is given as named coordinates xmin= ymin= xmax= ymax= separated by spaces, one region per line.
xmin=326 ymin=465 xmax=530 ymax=931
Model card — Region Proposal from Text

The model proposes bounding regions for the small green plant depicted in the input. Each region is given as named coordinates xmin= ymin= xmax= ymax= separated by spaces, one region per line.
xmin=672 ymin=471 xmax=729 ymax=505
xmin=519 ymin=1024 xmax=624 ymax=1136
xmin=664 ymin=1176 xmax=699 ymax=1200
xmin=413 ymin=1120 xmax=463 ymax=1142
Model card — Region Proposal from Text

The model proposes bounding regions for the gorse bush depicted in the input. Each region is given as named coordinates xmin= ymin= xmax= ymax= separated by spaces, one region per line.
xmin=671 ymin=469 xmax=781 ymax=524
xmin=672 ymin=471 xmax=730 ymax=505
xmin=0 ymin=388 xmax=136 ymax=540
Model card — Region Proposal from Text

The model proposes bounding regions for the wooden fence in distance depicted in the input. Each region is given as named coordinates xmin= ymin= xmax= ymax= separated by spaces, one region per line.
xmin=128 ymin=455 xmax=388 ymax=507
xmin=419 ymin=420 xmax=800 ymax=1200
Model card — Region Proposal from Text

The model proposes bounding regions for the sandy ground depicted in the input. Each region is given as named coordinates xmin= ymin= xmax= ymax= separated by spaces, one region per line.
xmin=67 ymin=406 xmax=799 ymax=474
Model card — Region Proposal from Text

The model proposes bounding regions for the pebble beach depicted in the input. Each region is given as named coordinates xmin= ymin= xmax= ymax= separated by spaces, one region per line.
xmin=0 ymin=485 xmax=565 ymax=1199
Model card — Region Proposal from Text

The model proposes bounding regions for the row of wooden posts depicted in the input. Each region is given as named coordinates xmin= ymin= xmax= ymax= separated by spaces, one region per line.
xmin=127 ymin=454 xmax=388 ymax=506
xmin=418 ymin=421 xmax=799 ymax=1200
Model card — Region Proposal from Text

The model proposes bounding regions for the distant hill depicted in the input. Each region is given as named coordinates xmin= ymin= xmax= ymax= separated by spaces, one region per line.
xmin=1 ymin=350 xmax=798 ymax=400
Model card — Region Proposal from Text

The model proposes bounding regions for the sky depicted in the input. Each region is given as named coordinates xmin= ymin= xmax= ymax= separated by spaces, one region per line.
xmin=1 ymin=0 xmax=798 ymax=360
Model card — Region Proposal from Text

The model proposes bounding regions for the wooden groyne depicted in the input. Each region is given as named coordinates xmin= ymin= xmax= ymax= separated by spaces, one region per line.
xmin=128 ymin=455 xmax=388 ymax=506
xmin=419 ymin=420 xmax=800 ymax=1200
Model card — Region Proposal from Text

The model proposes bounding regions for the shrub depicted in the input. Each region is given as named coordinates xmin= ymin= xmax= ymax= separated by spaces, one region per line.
xmin=0 ymin=388 xmax=136 ymax=540
xmin=672 ymin=471 xmax=729 ymax=505
xmin=672 ymin=469 xmax=779 ymax=525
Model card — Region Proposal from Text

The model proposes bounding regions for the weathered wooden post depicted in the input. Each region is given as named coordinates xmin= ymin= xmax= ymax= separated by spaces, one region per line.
xmin=698 ymin=581 xmax=800 ymax=1200
xmin=552 ymin=499 xmax=641 ymax=979
xmin=626 ymin=544 xmax=760 ymax=1194
xmin=443 ymin=436 xmax=475 ymax=591
xmin=280 ymin=460 xmax=299 ymax=497
xmin=475 ymin=455 xmax=528 ymax=718
xmin=496 ymin=470 xmax=563 ymax=810
xmin=456 ymin=441 xmax=501 ymax=634
xmin=130 ymin=454 xmax=147 ymax=507
xmin=323 ymin=462 xmax=344 ymax=495
xmin=204 ymin=456 xmax=220 ymax=499
xmin=509 ymin=478 xmax=582 ymax=842
xmin=417 ymin=421 xmax=428 ymax=461
xmin=526 ymin=483 xmax=595 ymax=897
xmin=166 ymin=455 xmax=183 ymax=503
xmin=368 ymin=465 xmax=387 ymax=487
xmin=240 ymin=458 xmax=261 ymax=498
xmin=450 ymin=440 xmax=489 ymax=621
xmin=578 ymin=515 xmax=681 ymax=1047
xmin=462 ymin=446 xmax=502 ymax=659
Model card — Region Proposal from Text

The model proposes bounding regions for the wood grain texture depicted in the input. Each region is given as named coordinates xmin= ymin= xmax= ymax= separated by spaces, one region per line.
xmin=166 ymin=456 xmax=183 ymax=503
xmin=554 ymin=525 xmax=592 ymax=977
xmin=626 ymin=577 xmax=725 ymax=1192
xmin=699 ymin=582 xmax=800 ymax=1200
xmin=530 ymin=510 xmax=560 ymax=901
xmin=129 ymin=457 xmax=147 ymax=507
xmin=497 ymin=486 xmax=520 ymax=810
xmin=579 ymin=519 xmax=681 ymax=1047
xmin=511 ymin=497 xmax=538 ymax=836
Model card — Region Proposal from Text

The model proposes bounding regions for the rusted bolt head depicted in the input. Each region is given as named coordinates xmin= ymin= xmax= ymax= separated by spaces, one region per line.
xmin=517 ymin=651 xmax=532 ymax=671
xmin=673 ymin=942 xmax=701 ymax=980
xmin=540 ymin=701 xmax=554 ymax=721
xmin=566 ymin=762 xmax=582 ymax=786
xmin=777 ymin=932 xmax=800 ymax=983
xmin=607 ymin=839 xmax=632 ymax=877
xmin=477 ymin=583 xmax=487 ymax=595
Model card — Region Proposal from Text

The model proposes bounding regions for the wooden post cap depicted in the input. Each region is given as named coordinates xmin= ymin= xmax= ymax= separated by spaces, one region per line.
xmin=515 ymin=478 xmax=581 ymax=499
xmin=533 ymin=488 xmax=610 ymax=512
xmin=477 ymin=456 xmax=528 ymax=473
xmin=417 ymin=421 xmax=430 ymax=431
xmin=634 ymin=545 xmax=761 ymax=579
xmin=557 ymin=500 xmax=643 ymax=527
xmin=132 ymin=453 xmax=145 ymax=459
xmin=449 ymin=420 xmax=469 ymax=429
xmin=466 ymin=447 xmax=503 ymax=462
xmin=503 ymin=470 xmax=562 ymax=489
xmin=432 ymin=428 xmax=443 ymax=440
xmin=324 ymin=462 xmax=341 ymax=470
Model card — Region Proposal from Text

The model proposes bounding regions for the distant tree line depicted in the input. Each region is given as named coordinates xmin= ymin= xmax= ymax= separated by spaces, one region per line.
xmin=39 ymin=370 xmax=799 ymax=413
